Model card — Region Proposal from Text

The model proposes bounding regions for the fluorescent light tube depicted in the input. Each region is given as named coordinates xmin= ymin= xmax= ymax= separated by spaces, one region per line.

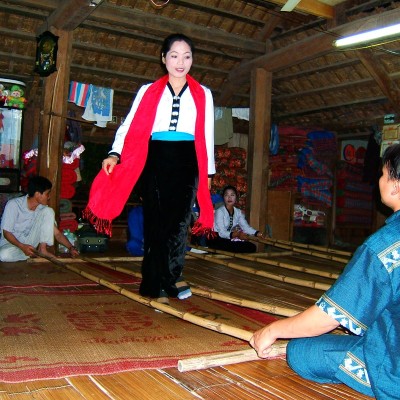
xmin=334 ymin=22 xmax=400 ymax=47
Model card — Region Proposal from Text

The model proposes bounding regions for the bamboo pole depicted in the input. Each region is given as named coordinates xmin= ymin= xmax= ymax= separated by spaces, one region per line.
xmin=187 ymin=251 xmax=333 ymax=291
xmin=28 ymin=256 xmax=143 ymax=263
xmin=261 ymin=237 xmax=353 ymax=257
xmin=79 ymin=255 xmax=142 ymax=275
xmin=178 ymin=341 xmax=288 ymax=372
xmin=188 ymin=286 xmax=300 ymax=317
xmin=263 ymin=251 xmax=295 ymax=258
xmin=189 ymin=244 xmax=342 ymax=280
xmin=79 ymin=255 xmax=301 ymax=317
xmin=34 ymin=251 xmax=255 ymax=341
xmin=252 ymin=236 xmax=350 ymax=264
xmin=67 ymin=254 xmax=290 ymax=373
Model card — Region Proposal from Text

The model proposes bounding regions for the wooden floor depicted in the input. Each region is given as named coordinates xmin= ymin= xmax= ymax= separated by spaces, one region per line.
xmin=0 ymin=240 xmax=373 ymax=400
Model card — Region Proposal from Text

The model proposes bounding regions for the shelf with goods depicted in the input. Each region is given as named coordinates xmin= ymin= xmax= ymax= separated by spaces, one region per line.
xmin=334 ymin=133 xmax=382 ymax=247
xmin=334 ymin=160 xmax=375 ymax=247
xmin=211 ymin=145 xmax=248 ymax=210
xmin=267 ymin=126 xmax=337 ymax=245
xmin=0 ymin=78 xmax=28 ymax=218
xmin=333 ymin=125 xmax=400 ymax=247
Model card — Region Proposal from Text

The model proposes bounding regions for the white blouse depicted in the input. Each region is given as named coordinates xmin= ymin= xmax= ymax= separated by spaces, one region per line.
xmin=109 ymin=83 xmax=216 ymax=174
xmin=214 ymin=206 xmax=257 ymax=239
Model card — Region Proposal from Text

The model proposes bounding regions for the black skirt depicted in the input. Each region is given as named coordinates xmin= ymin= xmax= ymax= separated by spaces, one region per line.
xmin=139 ymin=139 xmax=198 ymax=298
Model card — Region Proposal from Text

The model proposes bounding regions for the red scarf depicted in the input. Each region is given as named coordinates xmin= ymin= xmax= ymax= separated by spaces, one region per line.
xmin=83 ymin=74 xmax=214 ymax=237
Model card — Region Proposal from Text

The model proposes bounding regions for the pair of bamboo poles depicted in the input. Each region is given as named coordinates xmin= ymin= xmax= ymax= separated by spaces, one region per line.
xmin=34 ymin=238 xmax=351 ymax=372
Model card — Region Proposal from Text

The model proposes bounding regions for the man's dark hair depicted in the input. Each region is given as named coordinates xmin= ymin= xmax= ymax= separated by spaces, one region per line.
xmin=27 ymin=176 xmax=52 ymax=197
xmin=382 ymin=144 xmax=400 ymax=180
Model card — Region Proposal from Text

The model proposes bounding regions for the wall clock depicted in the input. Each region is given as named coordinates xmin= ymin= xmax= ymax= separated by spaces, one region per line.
xmin=35 ymin=31 xmax=59 ymax=77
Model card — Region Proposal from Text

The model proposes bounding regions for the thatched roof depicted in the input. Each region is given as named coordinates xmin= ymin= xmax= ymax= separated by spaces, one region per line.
xmin=1 ymin=0 xmax=400 ymax=141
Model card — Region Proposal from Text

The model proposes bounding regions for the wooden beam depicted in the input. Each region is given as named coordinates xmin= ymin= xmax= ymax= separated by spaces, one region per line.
xmin=0 ymin=2 xmax=256 ymax=61
xmin=274 ymin=96 xmax=387 ymax=120
xmin=79 ymin=20 xmax=244 ymax=61
xmin=273 ymin=57 xmax=360 ymax=81
xmin=172 ymin=0 xmax=265 ymax=27
xmin=36 ymin=0 xmax=101 ymax=33
xmin=37 ymin=29 xmax=72 ymax=218
xmin=257 ymin=14 xmax=284 ymax=42
xmin=217 ymin=29 xmax=334 ymax=104
xmin=218 ymin=7 xmax=400 ymax=102
xmin=274 ymin=77 xmax=375 ymax=101
xmin=256 ymin=7 xmax=400 ymax=73
xmin=0 ymin=26 xmax=231 ymax=75
xmin=2 ymin=0 xmax=265 ymax=54
xmin=216 ymin=13 xmax=283 ymax=105
xmin=247 ymin=68 xmax=272 ymax=244
xmin=89 ymin=3 xmax=265 ymax=54
xmin=72 ymin=41 xmax=229 ymax=76
xmin=357 ymin=49 xmax=400 ymax=115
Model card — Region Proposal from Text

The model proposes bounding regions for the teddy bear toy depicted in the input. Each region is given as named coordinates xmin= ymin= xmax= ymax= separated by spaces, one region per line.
xmin=7 ymin=84 xmax=27 ymax=109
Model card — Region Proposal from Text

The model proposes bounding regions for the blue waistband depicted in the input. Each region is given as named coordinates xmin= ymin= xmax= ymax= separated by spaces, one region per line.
xmin=151 ymin=131 xmax=194 ymax=141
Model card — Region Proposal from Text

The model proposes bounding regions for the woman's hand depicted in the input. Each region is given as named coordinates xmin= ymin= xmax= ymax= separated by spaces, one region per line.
xmin=232 ymin=229 xmax=248 ymax=240
xmin=102 ymin=156 xmax=118 ymax=175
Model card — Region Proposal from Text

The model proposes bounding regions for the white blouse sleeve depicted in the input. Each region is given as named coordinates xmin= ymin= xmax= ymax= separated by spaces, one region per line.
xmin=109 ymin=84 xmax=150 ymax=155
xmin=204 ymin=87 xmax=216 ymax=175
xmin=236 ymin=208 xmax=257 ymax=235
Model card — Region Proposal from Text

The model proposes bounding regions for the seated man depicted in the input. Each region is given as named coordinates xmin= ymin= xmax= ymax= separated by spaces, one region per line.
xmin=0 ymin=175 xmax=79 ymax=261
xmin=250 ymin=143 xmax=400 ymax=399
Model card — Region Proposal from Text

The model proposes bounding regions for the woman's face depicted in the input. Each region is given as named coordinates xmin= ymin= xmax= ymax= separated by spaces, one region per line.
xmin=224 ymin=189 xmax=237 ymax=206
xmin=162 ymin=40 xmax=193 ymax=79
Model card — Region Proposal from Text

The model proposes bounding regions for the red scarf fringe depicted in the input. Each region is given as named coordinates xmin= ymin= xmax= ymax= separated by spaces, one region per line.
xmin=82 ymin=207 xmax=112 ymax=237
xmin=191 ymin=221 xmax=217 ymax=239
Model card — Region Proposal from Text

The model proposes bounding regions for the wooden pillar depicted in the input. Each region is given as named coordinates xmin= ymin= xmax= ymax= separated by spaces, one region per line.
xmin=247 ymin=68 xmax=272 ymax=238
xmin=37 ymin=29 xmax=72 ymax=217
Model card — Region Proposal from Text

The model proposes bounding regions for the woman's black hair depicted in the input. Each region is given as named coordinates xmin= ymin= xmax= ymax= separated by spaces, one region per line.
xmin=222 ymin=185 xmax=238 ymax=197
xmin=27 ymin=176 xmax=52 ymax=197
xmin=382 ymin=143 xmax=400 ymax=180
xmin=161 ymin=33 xmax=195 ymax=58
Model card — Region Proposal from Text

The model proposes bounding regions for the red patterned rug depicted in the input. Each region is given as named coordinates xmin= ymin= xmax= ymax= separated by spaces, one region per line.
xmin=0 ymin=261 xmax=137 ymax=288
xmin=0 ymin=286 xmax=277 ymax=382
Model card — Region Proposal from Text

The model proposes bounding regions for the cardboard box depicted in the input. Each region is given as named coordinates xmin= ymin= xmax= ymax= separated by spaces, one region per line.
xmin=382 ymin=124 xmax=400 ymax=140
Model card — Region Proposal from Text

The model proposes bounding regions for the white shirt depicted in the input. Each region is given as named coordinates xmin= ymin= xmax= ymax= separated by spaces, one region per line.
xmin=214 ymin=205 xmax=257 ymax=239
xmin=0 ymin=195 xmax=46 ymax=246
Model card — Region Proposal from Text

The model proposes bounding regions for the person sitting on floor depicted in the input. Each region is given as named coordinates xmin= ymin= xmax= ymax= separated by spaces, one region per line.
xmin=208 ymin=185 xmax=264 ymax=253
xmin=250 ymin=143 xmax=400 ymax=399
xmin=0 ymin=175 xmax=79 ymax=262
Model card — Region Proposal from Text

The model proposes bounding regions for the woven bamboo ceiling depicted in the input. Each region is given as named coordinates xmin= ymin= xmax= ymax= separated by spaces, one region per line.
xmin=1 ymin=0 xmax=400 ymax=139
